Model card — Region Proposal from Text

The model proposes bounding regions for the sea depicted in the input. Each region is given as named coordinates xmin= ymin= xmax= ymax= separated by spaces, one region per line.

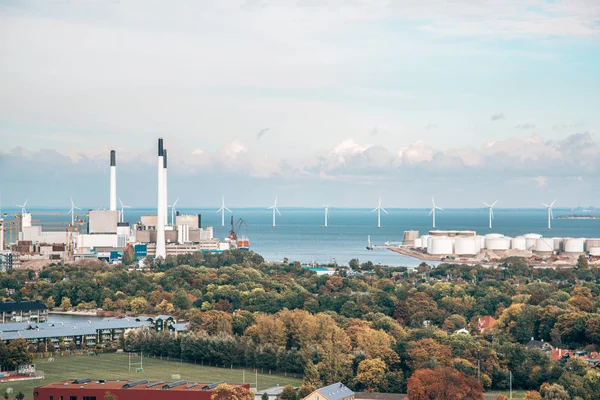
xmin=3 ymin=207 xmax=600 ymax=267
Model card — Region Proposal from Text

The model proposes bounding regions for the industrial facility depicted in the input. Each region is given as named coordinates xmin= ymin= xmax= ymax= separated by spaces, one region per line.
xmin=0 ymin=138 xmax=249 ymax=269
xmin=398 ymin=230 xmax=600 ymax=264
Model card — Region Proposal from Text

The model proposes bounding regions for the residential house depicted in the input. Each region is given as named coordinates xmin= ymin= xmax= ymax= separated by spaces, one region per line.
xmin=477 ymin=316 xmax=496 ymax=333
xmin=302 ymin=383 xmax=355 ymax=400
xmin=0 ymin=301 xmax=48 ymax=323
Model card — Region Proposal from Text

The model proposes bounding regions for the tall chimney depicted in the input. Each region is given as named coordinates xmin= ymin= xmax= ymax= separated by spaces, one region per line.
xmin=163 ymin=149 xmax=168 ymax=226
xmin=156 ymin=138 xmax=166 ymax=258
xmin=109 ymin=150 xmax=117 ymax=211
xmin=0 ymin=219 xmax=4 ymax=251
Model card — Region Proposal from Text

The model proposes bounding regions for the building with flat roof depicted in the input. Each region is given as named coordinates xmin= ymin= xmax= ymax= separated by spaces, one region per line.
xmin=0 ymin=301 xmax=48 ymax=323
xmin=34 ymin=379 xmax=250 ymax=400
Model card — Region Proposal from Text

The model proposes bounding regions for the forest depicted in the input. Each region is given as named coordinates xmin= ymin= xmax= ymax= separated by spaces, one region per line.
xmin=2 ymin=250 xmax=600 ymax=399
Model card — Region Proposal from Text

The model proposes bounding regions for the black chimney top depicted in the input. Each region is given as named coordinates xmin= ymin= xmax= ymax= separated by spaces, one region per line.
xmin=110 ymin=150 xmax=116 ymax=166
xmin=158 ymin=138 xmax=164 ymax=157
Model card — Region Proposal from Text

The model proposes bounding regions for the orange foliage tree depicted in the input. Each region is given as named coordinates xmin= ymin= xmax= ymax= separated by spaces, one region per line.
xmin=407 ymin=367 xmax=483 ymax=400
xmin=211 ymin=384 xmax=254 ymax=400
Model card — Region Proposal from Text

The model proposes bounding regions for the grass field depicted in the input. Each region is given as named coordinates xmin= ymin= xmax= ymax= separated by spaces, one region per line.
xmin=0 ymin=353 xmax=302 ymax=398
xmin=486 ymin=390 xmax=527 ymax=399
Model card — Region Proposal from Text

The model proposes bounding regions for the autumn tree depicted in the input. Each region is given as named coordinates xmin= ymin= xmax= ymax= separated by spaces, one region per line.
xmin=129 ymin=297 xmax=148 ymax=315
xmin=297 ymin=385 xmax=316 ymax=399
xmin=524 ymin=391 xmax=542 ymax=400
xmin=407 ymin=338 xmax=452 ymax=370
xmin=496 ymin=396 xmax=509 ymax=400
xmin=211 ymin=384 xmax=253 ymax=400
xmin=59 ymin=296 xmax=72 ymax=309
xmin=303 ymin=361 xmax=321 ymax=387
xmin=122 ymin=244 xmax=136 ymax=265
xmin=407 ymin=367 xmax=483 ymax=400
xmin=279 ymin=385 xmax=297 ymax=400
xmin=354 ymin=358 xmax=388 ymax=392
xmin=539 ymin=383 xmax=569 ymax=400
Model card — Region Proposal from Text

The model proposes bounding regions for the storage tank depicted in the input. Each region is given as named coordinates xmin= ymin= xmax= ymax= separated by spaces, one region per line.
xmin=413 ymin=238 xmax=423 ymax=248
xmin=485 ymin=233 xmax=504 ymax=239
xmin=476 ymin=236 xmax=485 ymax=251
xmin=486 ymin=237 xmax=511 ymax=251
xmin=585 ymin=239 xmax=600 ymax=252
xmin=427 ymin=236 xmax=454 ymax=255
xmin=524 ymin=233 xmax=542 ymax=250
xmin=421 ymin=235 xmax=431 ymax=250
xmin=511 ymin=236 xmax=527 ymax=250
xmin=563 ymin=238 xmax=585 ymax=253
xmin=454 ymin=237 xmax=479 ymax=256
xmin=535 ymin=238 xmax=555 ymax=253
xmin=589 ymin=247 xmax=600 ymax=257
xmin=552 ymin=238 xmax=563 ymax=252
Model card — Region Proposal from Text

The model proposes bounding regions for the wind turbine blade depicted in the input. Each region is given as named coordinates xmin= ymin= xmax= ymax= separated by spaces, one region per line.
xmin=542 ymin=203 xmax=549 ymax=208
xmin=492 ymin=200 xmax=499 ymax=207
xmin=372 ymin=207 xmax=378 ymax=213
xmin=276 ymin=208 xmax=282 ymax=216
xmin=431 ymin=197 xmax=435 ymax=207
xmin=550 ymin=199 xmax=556 ymax=207
xmin=381 ymin=207 xmax=388 ymax=214
xmin=216 ymin=208 xmax=222 ymax=213
xmin=173 ymin=198 xmax=179 ymax=207
xmin=74 ymin=206 xmax=82 ymax=210
xmin=491 ymin=209 xmax=494 ymax=219
xmin=24 ymin=199 xmax=28 ymax=207
xmin=119 ymin=198 xmax=124 ymax=207
xmin=267 ymin=206 xmax=274 ymax=210
xmin=225 ymin=207 xmax=231 ymax=212
xmin=429 ymin=208 xmax=434 ymax=216
xmin=482 ymin=202 xmax=490 ymax=207
xmin=437 ymin=207 xmax=444 ymax=211
xmin=550 ymin=209 xmax=554 ymax=219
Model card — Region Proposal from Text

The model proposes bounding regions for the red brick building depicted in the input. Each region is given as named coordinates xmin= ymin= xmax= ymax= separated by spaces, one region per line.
xmin=34 ymin=379 xmax=250 ymax=400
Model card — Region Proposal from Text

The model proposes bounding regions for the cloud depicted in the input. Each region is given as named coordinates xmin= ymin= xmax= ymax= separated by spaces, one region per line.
xmin=256 ymin=128 xmax=270 ymax=140
xmin=491 ymin=113 xmax=506 ymax=121
xmin=514 ymin=122 xmax=536 ymax=129
xmin=553 ymin=122 xmax=585 ymax=130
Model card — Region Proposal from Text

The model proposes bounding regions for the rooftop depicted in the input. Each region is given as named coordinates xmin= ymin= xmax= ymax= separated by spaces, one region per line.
xmin=37 ymin=379 xmax=246 ymax=392
xmin=317 ymin=382 xmax=355 ymax=400
xmin=0 ymin=300 xmax=47 ymax=312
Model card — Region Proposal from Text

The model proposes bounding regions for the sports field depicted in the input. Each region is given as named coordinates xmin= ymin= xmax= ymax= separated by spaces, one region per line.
xmin=0 ymin=353 xmax=302 ymax=398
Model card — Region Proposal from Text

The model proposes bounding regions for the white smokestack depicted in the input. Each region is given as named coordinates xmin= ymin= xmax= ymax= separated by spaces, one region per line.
xmin=109 ymin=150 xmax=117 ymax=211
xmin=163 ymin=149 xmax=168 ymax=226
xmin=156 ymin=138 xmax=166 ymax=258
xmin=0 ymin=219 xmax=4 ymax=251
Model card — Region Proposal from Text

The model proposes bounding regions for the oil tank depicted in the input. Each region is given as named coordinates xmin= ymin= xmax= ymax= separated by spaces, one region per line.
xmin=476 ymin=236 xmax=485 ymax=251
xmin=486 ymin=237 xmax=511 ymax=250
xmin=585 ymin=239 xmax=600 ymax=252
xmin=552 ymin=238 xmax=563 ymax=252
xmin=563 ymin=238 xmax=585 ymax=253
xmin=454 ymin=237 xmax=479 ymax=255
xmin=421 ymin=235 xmax=431 ymax=249
xmin=485 ymin=233 xmax=504 ymax=239
xmin=524 ymin=233 xmax=542 ymax=250
xmin=413 ymin=238 xmax=423 ymax=248
xmin=535 ymin=238 xmax=555 ymax=253
xmin=511 ymin=237 xmax=527 ymax=250
xmin=427 ymin=236 xmax=454 ymax=255
xmin=589 ymin=247 xmax=600 ymax=257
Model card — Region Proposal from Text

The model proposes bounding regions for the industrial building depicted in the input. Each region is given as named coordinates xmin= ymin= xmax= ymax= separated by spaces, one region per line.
xmin=34 ymin=380 xmax=250 ymax=400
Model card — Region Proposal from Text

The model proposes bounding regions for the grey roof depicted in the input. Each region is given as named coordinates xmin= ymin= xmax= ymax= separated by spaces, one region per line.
xmin=0 ymin=322 xmax=35 ymax=332
xmin=355 ymin=393 xmax=407 ymax=400
xmin=1 ymin=325 xmax=97 ymax=341
xmin=0 ymin=301 xmax=47 ymax=312
xmin=318 ymin=383 xmax=354 ymax=400
xmin=155 ymin=315 xmax=174 ymax=321
xmin=172 ymin=323 xmax=188 ymax=332
xmin=255 ymin=387 xmax=285 ymax=396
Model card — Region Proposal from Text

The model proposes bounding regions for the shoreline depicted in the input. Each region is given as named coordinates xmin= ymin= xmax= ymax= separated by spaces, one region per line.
xmin=48 ymin=310 xmax=98 ymax=316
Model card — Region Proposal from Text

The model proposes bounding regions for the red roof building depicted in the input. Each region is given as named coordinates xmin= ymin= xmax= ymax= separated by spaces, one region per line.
xmin=477 ymin=316 xmax=497 ymax=332
xmin=34 ymin=379 xmax=250 ymax=400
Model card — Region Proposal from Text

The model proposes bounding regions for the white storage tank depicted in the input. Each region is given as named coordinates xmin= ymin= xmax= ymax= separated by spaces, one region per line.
xmin=427 ymin=236 xmax=454 ymax=255
xmin=535 ymin=238 xmax=555 ymax=253
xmin=454 ymin=237 xmax=479 ymax=256
xmin=421 ymin=235 xmax=431 ymax=249
xmin=414 ymin=238 xmax=423 ymax=248
xmin=485 ymin=233 xmax=504 ymax=239
xmin=476 ymin=236 xmax=486 ymax=251
xmin=486 ymin=237 xmax=511 ymax=251
xmin=585 ymin=239 xmax=600 ymax=252
xmin=589 ymin=247 xmax=600 ymax=257
xmin=552 ymin=238 xmax=563 ymax=252
xmin=524 ymin=233 xmax=542 ymax=250
xmin=563 ymin=238 xmax=585 ymax=253
xmin=512 ymin=236 xmax=527 ymax=250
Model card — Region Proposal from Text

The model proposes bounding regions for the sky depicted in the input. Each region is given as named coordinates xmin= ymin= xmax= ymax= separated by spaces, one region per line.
xmin=0 ymin=0 xmax=599 ymax=208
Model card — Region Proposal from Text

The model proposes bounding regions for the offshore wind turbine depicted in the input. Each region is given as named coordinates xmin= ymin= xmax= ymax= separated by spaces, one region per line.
xmin=170 ymin=197 xmax=180 ymax=225
xmin=267 ymin=196 xmax=281 ymax=227
xmin=323 ymin=204 xmax=330 ymax=227
xmin=372 ymin=196 xmax=387 ymax=228
xmin=118 ymin=198 xmax=131 ymax=223
xmin=216 ymin=196 xmax=231 ymax=227
xmin=482 ymin=200 xmax=498 ymax=229
xmin=542 ymin=199 xmax=556 ymax=230
xmin=67 ymin=197 xmax=82 ymax=225
xmin=429 ymin=197 xmax=443 ymax=228
xmin=17 ymin=199 xmax=28 ymax=215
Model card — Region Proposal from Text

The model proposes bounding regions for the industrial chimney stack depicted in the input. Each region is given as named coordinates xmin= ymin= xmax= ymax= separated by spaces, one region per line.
xmin=163 ymin=149 xmax=168 ymax=226
xmin=156 ymin=138 xmax=166 ymax=258
xmin=109 ymin=150 xmax=117 ymax=211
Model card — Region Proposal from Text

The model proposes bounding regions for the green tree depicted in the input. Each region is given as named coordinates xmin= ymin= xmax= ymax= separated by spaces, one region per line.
xmin=173 ymin=288 xmax=192 ymax=310
xmin=261 ymin=393 xmax=269 ymax=400
xmin=297 ymin=385 xmax=315 ymax=399
xmin=303 ymin=361 xmax=321 ymax=387
xmin=59 ymin=297 xmax=72 ymax=309
xmin=576 ymin=255 xmax=588 ymax=270
xmin=354 ymin=358 xmax=388 ymax=392
xmin=44 ymin=296 xmax=55 ymax=309
xmin=279 ymin=385 xmax=297 ymax=400
xmin=540 ymin=383 xmax=569 ymax=400
xmin=15 ymin=392 xmax=24 ymax=400
xmin=129 ymin=297 xmax=148 ymax=315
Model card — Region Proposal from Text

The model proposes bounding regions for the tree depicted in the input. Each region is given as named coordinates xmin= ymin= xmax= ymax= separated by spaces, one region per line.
xmin=122 ymin=244 xmax=136 ymax=265
xmin=576 ymin=255 xmax=588 ymax=270
xmin=540 ymin=383 xmax=569 ymax=400
xmin=354 ymin=358 xmax=388 ymax=392
xmin=3 ymin=391 xmax=8 ymax=400
xmin=15 ymin=392 xmax=24 ymax=400
xmin=407 ymin=367 xmax=483 ymax=400
xmin=172 ymin=289 xmax=192 ymax=310
xmin=297 ymin=385 xmax=315 ymax=399
xmin=6 ymin=339 xmax=33 ymax=370
xmin=211 ymin=384 xmax=253 ymax=400
xmin=261 ymin=393 xmax=269 ymax=400
xmin=129 ymin=297 xmax=148 ymax=315
xmin=44 ymin=296 xmax=55 ymax=309
xmin=279 ymin=385 xmax=297 ymax=400
xmin=59 ymin=297 xmax=72 ymax=309
xmin=303 ymin=361 xmax=321 ymax=387
xmin=524 ymin=391 xmax=542 ymax=400
xmin=496 ymin=396 xmax=509 ymax=400
xmin=407 ymin=339 xmax=452 ymax=370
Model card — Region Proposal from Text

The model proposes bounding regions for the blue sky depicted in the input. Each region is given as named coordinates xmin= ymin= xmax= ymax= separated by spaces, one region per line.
xmin=0 ymin=0 xmax=599 ymax=208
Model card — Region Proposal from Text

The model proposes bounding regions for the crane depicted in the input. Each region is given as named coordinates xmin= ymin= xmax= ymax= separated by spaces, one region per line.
xmin=228 ymin=216 xmax=247 ymax=242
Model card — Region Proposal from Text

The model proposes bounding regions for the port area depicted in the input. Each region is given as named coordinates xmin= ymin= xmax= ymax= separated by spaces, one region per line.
xmin=388 ymin=246 xmax=598 ymax=267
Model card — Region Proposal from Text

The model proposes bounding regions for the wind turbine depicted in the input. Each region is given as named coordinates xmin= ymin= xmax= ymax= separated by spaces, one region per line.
xmin=267 ymin=196 xmax=281 ymax=227
xmin=482 ymin=200 xmax=498 ymax=229
xmin=118 ymin=198 xmax=131 ymax=223
xmin=17 ymin=199 xmax=28 ymax=214
xmin=542 ymin=199 xmax=556 ymax=230
xmin=67 ymin=197 xmax=82 ymax=225
xmin=372 ymin=196 xmax=387 ymax=228
xmin=323 ymin=204 xmax=330 ymax=228
xmin=429 ymin=197 xmax=443 ymax=228
xmin=170 ymin=197 xmax=180 ymax=225
xmin=216 ymin=196 xmax=231 ymax=227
